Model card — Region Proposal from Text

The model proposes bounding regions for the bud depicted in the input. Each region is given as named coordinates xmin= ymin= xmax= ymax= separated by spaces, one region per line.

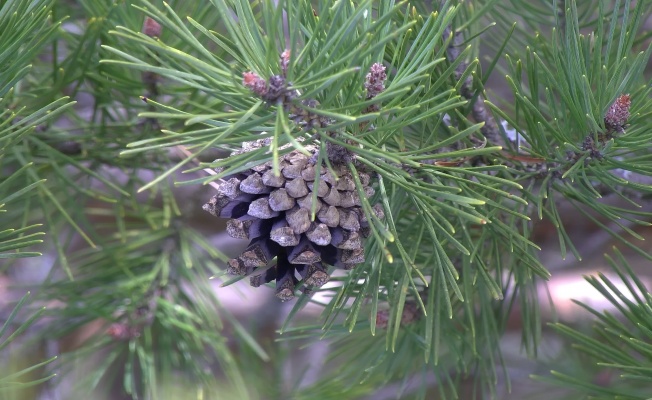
xmin=361 ymin=63 xmax=388 ymax=120
xmin=264 ymin=75 xmax=287 ymax=103
xmin=364 ymin=63 xmax=387 ymax=99
xmin=604 ymin=94 xmax=631 ymax=130
xmin=242 ymin=71 xmax=268 ymax=97
xmin=280 ymin=49 xmax=290 ymax=75
xmin=142 ymin=17 xmax=162 ymax=38
xmin=107 ymin=323 xmax=139 ymax=340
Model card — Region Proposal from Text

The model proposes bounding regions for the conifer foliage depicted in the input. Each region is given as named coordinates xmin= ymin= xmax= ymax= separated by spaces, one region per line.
xmin=203 ymin=58 xmax=387 ymax=300
xmin=1 ymin=0 xmax=652 ymax=399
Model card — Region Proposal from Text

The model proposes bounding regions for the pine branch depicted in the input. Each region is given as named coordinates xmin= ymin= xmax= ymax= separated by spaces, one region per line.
xmin=2 ymin=0 xmax=652 ymax=399
xmin=441 ymin=9 xmax=504 ymax=148
xmin=534 ymin=249 xmax=652 ymax=399
xmin=0 ymin=293 xmax=56 ymax=395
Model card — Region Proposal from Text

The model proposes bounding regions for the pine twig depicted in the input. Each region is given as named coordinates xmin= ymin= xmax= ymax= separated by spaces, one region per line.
xmin=442 ymin=22 xmax=504 ymax=147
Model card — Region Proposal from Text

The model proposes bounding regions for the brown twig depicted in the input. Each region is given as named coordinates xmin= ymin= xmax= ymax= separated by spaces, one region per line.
xmin=442 ymin=23 xmax=505 ymax=148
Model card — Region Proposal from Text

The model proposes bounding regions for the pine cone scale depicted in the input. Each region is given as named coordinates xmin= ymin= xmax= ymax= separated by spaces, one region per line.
xmin=306 ymin=223 xmax=331 ymax=246
xmin=240 ymin=173 xmax=272 ymax=194
xmin=270 ymin=219 xmax=300 ymax=247
xmin=248 ymin=197 xmax=280 ymax=219
xmin=288 ymin=238 xmax=321 ymax=264
xmin=262 ymin=169 xmax=286 ymax=187
xmin=269 ymin=188 xmax=296 ymax=211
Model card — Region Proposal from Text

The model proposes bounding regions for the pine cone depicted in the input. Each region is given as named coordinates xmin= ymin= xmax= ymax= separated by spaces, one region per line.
xmin=203 ymin=144 xmax=383 ymax=301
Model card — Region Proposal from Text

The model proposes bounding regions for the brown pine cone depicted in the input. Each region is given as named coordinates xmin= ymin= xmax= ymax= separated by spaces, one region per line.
xmin=203 ymin=142 xmax=383 ymax=301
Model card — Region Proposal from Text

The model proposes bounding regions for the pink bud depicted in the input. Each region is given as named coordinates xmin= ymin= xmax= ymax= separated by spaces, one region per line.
xmin=604 ymin=94 xmax=631 ymax=129
xmin=142 ymin=17 xmax=162 ymax=38
xmin=280 ymin=49 xmax=291 ymax=74
xmin=242 ymin=71 xmax=268 ymax=97
xmin=365 ymin=63 xmax=387 ymax=99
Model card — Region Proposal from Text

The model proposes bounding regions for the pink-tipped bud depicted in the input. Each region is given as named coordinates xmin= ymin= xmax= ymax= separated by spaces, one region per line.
xmin=364 ymin=63 xmax=387 ymax=99
xmin=604 ymin=94 xmax=631 ymax=129
xmin=107 ymin=323 xmax=139 ymax=340
xmin=280 ymin=49 xmax=291 ymax=74
xmin=243 ymin=71 xmax=268 ymax=97
xmin=142 ymin=17 xmax=162 ymax=38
